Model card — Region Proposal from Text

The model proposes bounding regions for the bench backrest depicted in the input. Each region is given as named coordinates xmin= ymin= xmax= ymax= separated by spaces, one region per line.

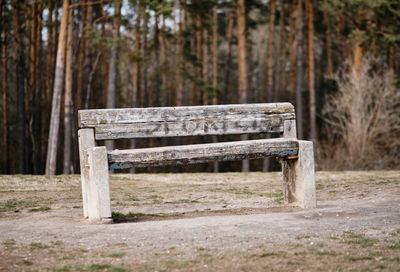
xmin=78 ymin=103 xmax=295 ymax=140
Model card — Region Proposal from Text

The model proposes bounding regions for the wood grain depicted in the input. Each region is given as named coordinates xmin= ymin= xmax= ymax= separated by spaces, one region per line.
xmin=108 ymin=138 xmax=299 ymax=169
xmin=78 ymin=103 xmax=295 ymax=139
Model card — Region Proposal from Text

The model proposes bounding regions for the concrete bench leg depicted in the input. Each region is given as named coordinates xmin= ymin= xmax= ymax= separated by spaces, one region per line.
xmin=86 ymin=146 xmax=112 ymax=223
xmin=282 ymin=140 xmax=316 ymax=209
xmin=78 ymin=129 xmax=95 ymax=218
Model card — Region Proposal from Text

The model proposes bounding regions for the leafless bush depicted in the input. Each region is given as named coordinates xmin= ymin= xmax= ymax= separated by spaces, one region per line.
xmin=318 ymin=57 xmax=400 ymax=170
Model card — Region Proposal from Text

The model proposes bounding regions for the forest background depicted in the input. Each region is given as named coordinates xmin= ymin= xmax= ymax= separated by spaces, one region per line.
xmin=0 ymin=0 xmax=399 ymax=175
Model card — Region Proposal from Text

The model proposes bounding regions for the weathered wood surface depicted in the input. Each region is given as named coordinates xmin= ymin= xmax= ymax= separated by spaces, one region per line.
xmin=108 ymin=138 xmax=298 ymax=169
xmin=78 ymin=103 xmax=295 ymax=140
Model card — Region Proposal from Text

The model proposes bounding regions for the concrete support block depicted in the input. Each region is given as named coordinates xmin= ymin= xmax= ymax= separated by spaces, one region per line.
xmin=78 ymin=129 xmax=95 ymax=218
xmin=282 ymin=140 xmax=316 ymax=209
xmin=86 ymin=146 xmax=112 ymax=221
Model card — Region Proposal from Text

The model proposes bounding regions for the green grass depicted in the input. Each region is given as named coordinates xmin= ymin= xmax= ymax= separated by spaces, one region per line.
xmin=106 ymin=252 xmax=126 ymax=258
xmin=0 ymin=199 xmax=38 ymax=212
xmin=341 ymin=231 xmax=378 ymax=248
xmin=3 ymin=238 xmax=17 ymax=250
xmin=29 ymin=206 xmax=51 ymax=212
xmin=388 ymin=242 xmax=400 ymax=250
xmin=50 ymin=264 xmax=130 ymax=272
xmin=30 ymin=242 xmax=50 ymax=250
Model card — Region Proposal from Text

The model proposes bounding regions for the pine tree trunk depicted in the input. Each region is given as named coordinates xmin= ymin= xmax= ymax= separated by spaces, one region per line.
xmin=266 ymin=0 xmax=276 ymax=103
xmin=202 ymin=23 xmax=208 ymax=105
xmin=160 ymin=14 xmax=167 ymax=106
xmin=323 ymin=12 xmax=333 ymax=75
xmin=295 ymin=0 xmax=304 ymax=140
xmin=354 ymin=37 xmax=363 ymax=76
xmin=83 ymin=3 xmax=93 ymax=109
xmin=75 ymin=0 xmax=87 ymax=111
xmin=237 ymin=0 xmax=249 ymax=172
xmin=45 ymin=0 xmax=70 ymax=175
xmin=100 ymin=0 xmax=108 ymax=105
xmin=34 ymin=3 xmax=43 ymax=173
xmin=140 ymin=11 xmax=148 ymax=108
xmin=12 ymin=0 xmax=26 ymax=174
xmin=289 ymin=1 xmax=297 ymax=101
xmin=211 ymin=7 xmax=219 ymax=173
xmin=176 ymin=0 xmax=184 ymax=106
xmin=63 ymin=6 xmax=74 ymax=174
xmin=105 ymin=0 xmax=121 ymax=151
xmin=306 ymin=0 xmax=316 ymax=143
xmin=1 ymin=7 xmax=8 ymax=172
xmin=130 ymin=2 xmax=142 ymax=172
xmin=152 ymin=15 xmax=160 ymax=107
xmin=278 ymin=0 xmax=287 ymax=94
xmin=223 ymin=9 xmax=234 ymax=104
xmin=194 ymin=13 xmax=202 ymax=105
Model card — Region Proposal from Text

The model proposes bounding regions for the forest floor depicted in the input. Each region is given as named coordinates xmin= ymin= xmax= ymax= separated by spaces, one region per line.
xmin=0 ymin=171 xmax=399 ymax=272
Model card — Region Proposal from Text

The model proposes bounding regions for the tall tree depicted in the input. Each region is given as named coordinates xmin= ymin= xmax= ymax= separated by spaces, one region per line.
xmin=266 ymin=0 xmax=276 ymax=102
xmin=237 ymin=0 xmax=249 ymax=172
xmin=223 ymin=9 xmax=234 ymax=104
xmin=1 ymin=0 xmax=7 ymax=172
xmin=289 ymin=1 xmax=297 ymax=100
xmin=12 ymin=0 xmax=26 ymax=174
xmin=277 ymin=0 xmax=287 ymax=94
xmin=306 ymin=0 xmax=316 ymax=142
xmin=211 ymin=6 xmax=219 ymax=173
xmin=175 ymin=0 xmax=185 ymax=106
xmin=202 ymin=15 xmax=209 ymax=105
xmin=83 ymin=2 xmax=93 ymax=109
xmin=63 ymin=4 xmax=74 ymax=174
xmin=295 ymin=0 xmax=304 ymax=139
xmin=140 ymin=10 xmax=149 ymax=107
xmin=323 ymin=12 xmax=333 ymax=75
xmin=160 ymin=14 xmax=167 ymax=105
xmin=45 ymin=0 xmax=70 ymax=175
xmin=105 ymin=0 xmax=122 ymax=151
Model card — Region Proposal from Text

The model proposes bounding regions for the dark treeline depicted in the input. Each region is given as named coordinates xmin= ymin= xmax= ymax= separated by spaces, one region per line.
xmin=0 ymin=0 xmax=399 ymax=175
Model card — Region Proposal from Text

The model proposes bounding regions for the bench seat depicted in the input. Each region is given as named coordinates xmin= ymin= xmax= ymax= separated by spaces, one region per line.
xmin=78 ymin=103 xmax=316 ymax=222
xmin=108 ymin=138 xmax=299 ymax=169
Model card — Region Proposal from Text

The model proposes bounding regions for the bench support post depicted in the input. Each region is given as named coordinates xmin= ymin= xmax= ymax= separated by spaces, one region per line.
xmin=282 ymin=140 xmax=316 ymax=209
xmin=78 ymin=128 xmax=95 ymax=218
xmin=86 ymin=146 xmax=112 ymax=222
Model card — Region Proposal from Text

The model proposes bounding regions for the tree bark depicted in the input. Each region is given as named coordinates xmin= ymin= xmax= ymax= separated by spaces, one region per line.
xmin=105 ymin=0 xmax=121 ymax=151
xmin=1 ymin=3 xmax=7 ymax=172
xmin=323 ymin=12 xmax=333 ymax=75
xmin=12 ymin=0 xmax=26 ymax=174
xmin=237 ymin=0 xmax=249 ymax=172
xmin=63 ymin=6 xmax=74 ymax=174
xmin=202 ymin=20 xmax=208 ymax=105
xmin=160 ymin=14 xmax=167 ymax=106
xmin=289 ymin=1 xmax=297 ymax=101
xmin=223 ymin=9 xmax=234 ymax=104
xmin=75 ymin=0 xmax=87 ymax=111
xmin=354 ymin=37 xmax=363 ymax=76
xmin=176 ymin=0 xmax=184 ymax=106
xmin=211 ymin=7 xmax=219 ymax=173
xmin=45 ymin=0 xmax=70 ymax=175
xmin=306 ymin=0 xmax=316 ymax=143
xmin=295 ymin=0 xmax=304 ymax=140
xmin=278 ymin=0 xmax=287 ymax=94
xmin=140 ymin=10 xmax=148 ymax=108
xmin=83 ymin=2 xmax=93 ymax=109
xmin=266 ymin=0 xmax=276 ymax=103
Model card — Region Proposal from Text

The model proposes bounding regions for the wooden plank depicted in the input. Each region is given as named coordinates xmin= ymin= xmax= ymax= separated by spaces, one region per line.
xmin=108 ymin=138 xmax=299 ymax=169
xmin=78 ymin=103 xmax=295 ymax=139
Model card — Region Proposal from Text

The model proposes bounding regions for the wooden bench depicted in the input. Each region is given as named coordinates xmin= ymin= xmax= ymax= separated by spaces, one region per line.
xmin=78 ymin=103 xmax=316 ymax=222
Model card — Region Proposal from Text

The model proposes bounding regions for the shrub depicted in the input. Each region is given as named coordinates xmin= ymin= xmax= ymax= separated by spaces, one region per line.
xmin=319 ymin=56 xmax=400 ymax=170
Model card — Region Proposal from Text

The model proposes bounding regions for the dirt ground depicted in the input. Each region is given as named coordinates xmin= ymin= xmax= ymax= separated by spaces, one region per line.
xmin=0 ymin=171 xmax=399 ymax=271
